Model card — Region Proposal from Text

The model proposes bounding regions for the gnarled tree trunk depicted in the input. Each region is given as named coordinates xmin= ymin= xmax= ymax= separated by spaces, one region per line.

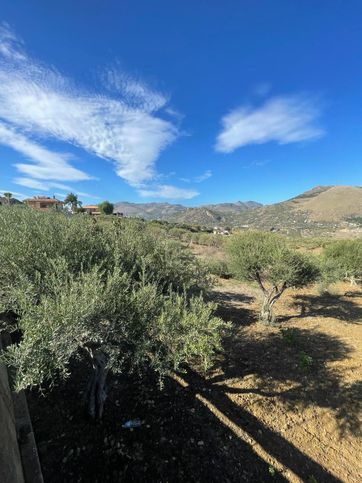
xmin=256 ymin=272 xmax=286 ymax=324
xmin=86 ymin=349 xmax=108 ymax=419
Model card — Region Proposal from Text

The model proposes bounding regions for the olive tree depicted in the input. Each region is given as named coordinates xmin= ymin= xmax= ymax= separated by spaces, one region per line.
xmin=323 ymin=240 xmax=362 ymax=286
xmin=0 ymin=207 xmax=225 ymax=419
xmin=227 ymin=231 xmax=319 ymax=323
xmin=98 ymin=200 xmax=114 ymax=215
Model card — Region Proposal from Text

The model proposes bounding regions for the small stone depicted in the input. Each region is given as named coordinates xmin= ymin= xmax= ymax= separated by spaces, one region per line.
xmin=197 ymin=440 xmax=204 ymax=446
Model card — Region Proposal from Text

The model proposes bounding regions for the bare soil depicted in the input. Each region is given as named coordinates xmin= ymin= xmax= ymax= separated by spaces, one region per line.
xmin=27 ymin=280 xmax=361 ymax=482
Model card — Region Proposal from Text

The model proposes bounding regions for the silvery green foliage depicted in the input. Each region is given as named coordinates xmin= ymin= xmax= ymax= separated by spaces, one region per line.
xmin=0 ymin=207 xmax=225 ymax=392
xmin=322 ymin=239 xmax=362 ymax=285
xmin=226 ymin=231 xmax=319 ymax=323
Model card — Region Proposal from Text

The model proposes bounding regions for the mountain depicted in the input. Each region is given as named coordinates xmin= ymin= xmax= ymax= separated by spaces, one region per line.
xmin=115 ymin=186 xmax=362 ymax=235
xmin=234 ymin=185 xmax=362 ymax=235
xmin=114 ymin=200 xmax=262 ymax=225
xmin=114 ymin=202 xmax=185 ymax=220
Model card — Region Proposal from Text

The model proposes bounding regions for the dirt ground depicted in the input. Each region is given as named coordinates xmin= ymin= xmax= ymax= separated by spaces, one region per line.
xmin=27 ymin=277 xmax=361 ymax=482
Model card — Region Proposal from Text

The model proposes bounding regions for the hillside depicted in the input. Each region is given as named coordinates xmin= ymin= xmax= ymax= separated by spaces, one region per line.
xmin=114 ymin=202 xmax=185 ymax=220
xmin=235 ymin=185 xmax=362 ymax=235
xmin=115 ymin=186 xmax=362 ymax=235
xmin=114 ymin=200 xmax=262 ymax=225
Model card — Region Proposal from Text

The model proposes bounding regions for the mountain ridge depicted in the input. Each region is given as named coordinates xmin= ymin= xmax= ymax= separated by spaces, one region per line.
xmin=115 ymin=185 xmax=362 ymax=234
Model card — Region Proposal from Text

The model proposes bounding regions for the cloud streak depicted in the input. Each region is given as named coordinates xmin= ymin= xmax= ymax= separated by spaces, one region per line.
xmin=14 ymin=177 xmax=99 ymax=199
xmin=216 ymin=95 xmax=324 ymax=153
xmin=0 ymin=23 xmax=179 ymax=192
xmin=180 ymin=169 xmax=212 ymax=183
xmin=138 ymin=184 xmax=199 ymax=200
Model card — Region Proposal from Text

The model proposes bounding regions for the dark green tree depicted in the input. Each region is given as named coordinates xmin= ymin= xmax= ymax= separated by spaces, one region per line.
xmin=64 ymin=192 xmax=80 ymax=213
xmin=98 ymin=201 xmax=114 ymax=215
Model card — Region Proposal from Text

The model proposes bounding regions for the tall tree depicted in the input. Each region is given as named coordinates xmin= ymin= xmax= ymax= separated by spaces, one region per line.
xmin=64 ymin=192 xmax=80 ymax=212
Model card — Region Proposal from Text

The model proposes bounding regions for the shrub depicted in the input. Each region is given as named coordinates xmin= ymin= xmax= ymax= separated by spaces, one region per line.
xmin=205 ymin=259 xmax=231 ymax=278
xmin=322 ymin=239 xmax=362 ymax=285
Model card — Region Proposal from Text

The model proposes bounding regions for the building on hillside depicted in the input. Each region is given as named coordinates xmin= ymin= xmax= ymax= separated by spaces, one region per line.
xmin=83 ymin=205 xmax=101 ymax=215
xmin=25 ymin=196 xmax=63 ymax=211
xmin=213 ymin=226 xmax=231 ymax=235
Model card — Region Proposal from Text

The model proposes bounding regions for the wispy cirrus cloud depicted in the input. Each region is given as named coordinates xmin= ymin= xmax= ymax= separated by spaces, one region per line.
xmin=14 ymin=177 xmax=100 ymax=199
xmin=215 ymin=94 xmax=324 ymax=153
xmin=0 ymin=123 xmax=91 ymax=181
xmin=0 ymin=189 xmax=26 ymax=199
xmin=138 ymin=184 xmax=199 ymax=200
xmin=180 ymin=169 xmax=212 ymax=183
xmin=0 ymin=23 xmax=180 ymax=195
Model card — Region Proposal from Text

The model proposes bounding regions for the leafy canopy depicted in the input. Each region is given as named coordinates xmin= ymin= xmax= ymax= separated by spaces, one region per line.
xmin=98 ymin=201 xmax=114 ymax=215
xmin=227 ymin=231 xmax=319 ymax=290
xmin=323 ymin=239 xmax=362 ymax=282
xmin=0 ymin=207 xmax=225 ymax=391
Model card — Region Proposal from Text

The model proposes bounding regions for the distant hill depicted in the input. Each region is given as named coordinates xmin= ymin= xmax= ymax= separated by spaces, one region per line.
xmin=114 ymin=200 xmax=262 ymax=225
xmin=114 ymin=201 xmax=185 ymax=221
xmin=234 ymin=185 xmax=362 ymax=235
xmin=115 ymin=186 xmax=362 ymax=235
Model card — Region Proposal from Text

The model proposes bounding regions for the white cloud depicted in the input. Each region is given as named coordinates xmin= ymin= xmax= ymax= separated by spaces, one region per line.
xmin=138 ymin=184 xmax=199 ymax=200
xmin=215 ymin=95 xmax=324 ymax=153
xmin=194 ymin=169 xmax=212 ymax=182
xmin=13 ymin=177 xmax=99 ymax=199
xmin=0 ymin=24 xmax=178 ymax=189
xmin=0 ymin=123 xmax=90 ymax=181
xmin=180 ymin=170 xmax=212 ymax=183
xmin=0 ymin=189 xmax=26 ymax=199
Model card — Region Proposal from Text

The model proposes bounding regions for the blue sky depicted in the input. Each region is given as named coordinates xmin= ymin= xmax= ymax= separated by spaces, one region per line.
xmin=0 ymin=0 xmax=362 ymax=205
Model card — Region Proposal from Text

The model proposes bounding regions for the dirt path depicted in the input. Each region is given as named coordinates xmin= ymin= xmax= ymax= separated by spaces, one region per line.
xmin=205 ymin=279 xmax=362 ymax=482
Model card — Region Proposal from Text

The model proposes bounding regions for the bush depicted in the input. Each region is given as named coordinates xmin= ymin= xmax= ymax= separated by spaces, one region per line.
xmin=322 ymin=240 xmax=362 ymax=285
xmin=0 ymin=207 xmax=225 ymax=419
xmin=205 ymin=259 xmax=231 ymax=278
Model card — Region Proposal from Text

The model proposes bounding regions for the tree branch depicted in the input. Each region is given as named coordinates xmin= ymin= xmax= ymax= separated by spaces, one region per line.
xmin=255 ymin=271 xmax=267 ymax=294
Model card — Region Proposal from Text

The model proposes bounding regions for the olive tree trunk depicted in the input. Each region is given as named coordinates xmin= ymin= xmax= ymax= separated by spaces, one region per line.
xmin=256 ymin=273 xmax=286 ymax=324
xmin=86 ymin=349 xmax=108 ymax=419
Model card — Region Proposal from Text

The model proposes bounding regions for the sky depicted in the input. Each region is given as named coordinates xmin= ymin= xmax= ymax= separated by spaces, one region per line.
xmin=0 ymin=0 xmax=362 ymax=206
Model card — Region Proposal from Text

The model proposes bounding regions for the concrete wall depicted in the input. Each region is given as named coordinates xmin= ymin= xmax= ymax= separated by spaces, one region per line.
xmin=0 ymin=337 xmax=24 ymax=483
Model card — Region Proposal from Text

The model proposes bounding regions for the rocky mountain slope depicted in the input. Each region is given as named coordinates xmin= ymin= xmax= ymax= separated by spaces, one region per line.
xmin=115 ymin=186 xmax=362 ymax=234
xmin=114 ymin=200 xmax=262 ymax=225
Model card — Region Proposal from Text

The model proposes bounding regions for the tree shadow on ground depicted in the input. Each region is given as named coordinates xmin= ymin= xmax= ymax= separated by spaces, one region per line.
xmin=28 ymin=362 xmax=289 ymax=482
xmin=280 ymin=292 xmax=362 ymax=324
xmin=209 ymin=327 xmax=362 ymax=439
xmin=210 ymin=290 xmax=256 ymax=327
xmin=182 ymin=368 xmax=343 ymax=483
